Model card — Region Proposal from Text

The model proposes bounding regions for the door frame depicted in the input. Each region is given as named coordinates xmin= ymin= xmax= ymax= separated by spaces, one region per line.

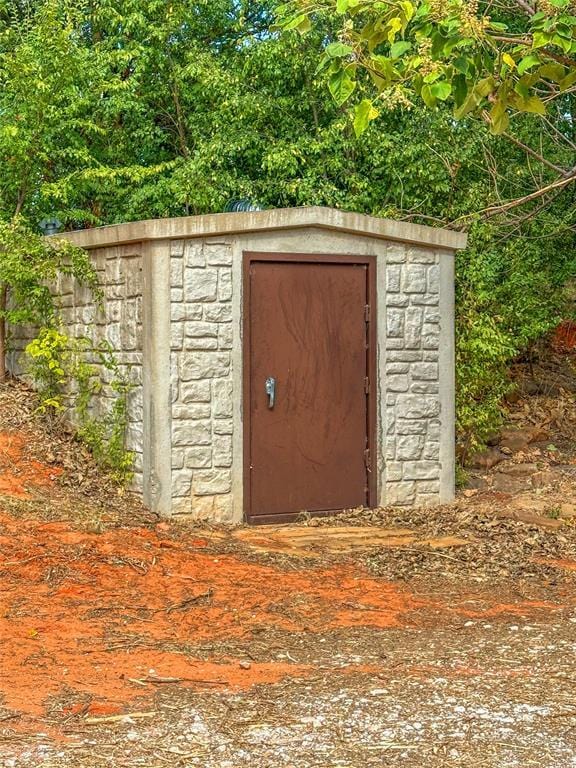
xmin=242 ymin=251 xmax=378 ymax=524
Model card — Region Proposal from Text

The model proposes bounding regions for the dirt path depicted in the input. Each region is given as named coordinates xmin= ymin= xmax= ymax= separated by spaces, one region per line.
xmin=1 ymin=504 xmax=576 ymax=767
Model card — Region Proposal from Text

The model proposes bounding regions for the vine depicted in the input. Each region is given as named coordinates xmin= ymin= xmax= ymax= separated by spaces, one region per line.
xmin=25 ymin=329 xmax=135 ymax=484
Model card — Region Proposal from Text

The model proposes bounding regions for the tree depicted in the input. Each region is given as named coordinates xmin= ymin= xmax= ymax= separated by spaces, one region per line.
xmin=278 ymin=0 xmax=576 ymax=215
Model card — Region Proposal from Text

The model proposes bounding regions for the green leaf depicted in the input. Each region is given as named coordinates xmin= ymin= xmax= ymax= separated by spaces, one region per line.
xmin=430 ymin=81 xmax=452 ymax=100
xmin=325 ymin=42 xmax=354 ymax=59
xmin=328 ymin=68 xmax=356 ymax=106
xmin=353 ymin=98 xmax=379 ymax=137
xmin=520 ymin=95 xmax=546 ymax=114
xmin=532 ymin=31 xmax=550 ymax=48
xmin=538 ymin=62 xmax=566 ymax=82
xmin=517 ymin=53 xmax=541 ymax=75
xmin=560 ymin=68 xmax=576 ymax=89
xmin=390 ymin=41 xmax=411 ymax=58
xmin=421 ymin=83 xmax=437 ymax=108
xmin=489 ymin=101 xmax=509 ymax=134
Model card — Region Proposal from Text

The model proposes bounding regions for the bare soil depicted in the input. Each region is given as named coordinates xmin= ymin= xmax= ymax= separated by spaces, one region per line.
xmin=1 ymin=368 xmax=576 ymax=768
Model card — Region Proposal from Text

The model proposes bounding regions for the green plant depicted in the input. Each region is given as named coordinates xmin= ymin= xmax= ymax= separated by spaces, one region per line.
xmin=75 ymin=340 xmax=135 ymax=485
xmin=25 ymin=328 xmax=69 ymax=414
xmin=25 ymin=330 xmax=134 ymax=485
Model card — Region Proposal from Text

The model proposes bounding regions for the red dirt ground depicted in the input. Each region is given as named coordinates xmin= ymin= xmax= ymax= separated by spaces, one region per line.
xmin=0 ymin=427 xmax=573 ymax=743
xmin=0 ymin=431 xmax=62 ymax=498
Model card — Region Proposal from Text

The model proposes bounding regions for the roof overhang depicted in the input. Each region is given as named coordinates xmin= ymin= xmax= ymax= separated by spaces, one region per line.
xmin=56 ymin=206 xmax=468 ymax=251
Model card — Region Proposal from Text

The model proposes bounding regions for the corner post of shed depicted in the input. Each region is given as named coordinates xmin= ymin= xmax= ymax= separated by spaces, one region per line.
xmin=142 ymin=238 xmax=172 ymax=515
xmin=439 ymin=249 xmax=456 ymax=503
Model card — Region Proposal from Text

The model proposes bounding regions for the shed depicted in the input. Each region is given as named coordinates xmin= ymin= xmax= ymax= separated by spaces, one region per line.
xmin=10 ymin=207 xmax=467 ymax=524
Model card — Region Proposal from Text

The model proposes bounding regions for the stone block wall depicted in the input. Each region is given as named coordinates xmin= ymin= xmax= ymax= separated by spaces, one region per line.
xmin=383 ymin=243 xmax=443 ymax=507
xmin=168 ymin=237 xmax=236 ymax=521
xmin=8 ymin=244 xmax=145 ymax=490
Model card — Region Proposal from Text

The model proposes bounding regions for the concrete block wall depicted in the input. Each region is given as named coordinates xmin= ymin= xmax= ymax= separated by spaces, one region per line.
xmin=383 ymin=244 xmax=443 ymax=506
xmin=8 ymin=244 xmax=145 ymax=490
xmin=168 ymin=237 xmax=236 ymax=521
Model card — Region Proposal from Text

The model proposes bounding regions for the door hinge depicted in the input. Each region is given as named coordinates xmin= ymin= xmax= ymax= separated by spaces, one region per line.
xmin=364 ymin=448 xmax=372 ymax=472
xmin=364 ymin=304 xmax=371 ymax=322
xmin=364 ymin=376 xmax=370 ymax=394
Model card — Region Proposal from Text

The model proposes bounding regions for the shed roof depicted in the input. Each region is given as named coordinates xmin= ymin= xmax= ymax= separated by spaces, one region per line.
xmin=59 ymin=206 xmax=467 ymax=251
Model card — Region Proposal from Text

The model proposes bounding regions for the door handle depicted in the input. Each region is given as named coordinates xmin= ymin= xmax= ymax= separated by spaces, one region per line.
xmin=265 ymin=377 xmax=276 ymax=409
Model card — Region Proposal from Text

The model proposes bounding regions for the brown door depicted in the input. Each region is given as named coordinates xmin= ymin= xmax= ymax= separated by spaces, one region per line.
xmin=245 ymin=254 xmax=374 ymax=524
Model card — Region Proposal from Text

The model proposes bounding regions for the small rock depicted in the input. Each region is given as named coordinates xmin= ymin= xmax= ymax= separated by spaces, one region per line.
xmin=499 ymin=463 xmax=538 ymax=477
xmin=531 ymin=471 xmax=557 ymax=489
xmin=500 ymin=428 xmax=533 ymax=453
xmin=493 ymin=474 xmax=530 ymax=494
xmin=468 ymin=447 xmax=505 ymax=470
xmin=239 ymin=661 xmax=251 ymax=670
xmin=466 ymin=476 xmax=489 ymax=491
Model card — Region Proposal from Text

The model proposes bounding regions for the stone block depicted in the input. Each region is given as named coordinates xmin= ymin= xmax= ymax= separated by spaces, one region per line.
xmin=402 ymin=264 xmax=427 ymax=294
xmin=190 ymin=493 xmax=234 ymax=523
xmin=427 ymin=265 xmax=440 ymax=293
xmin=386 ymin=363 xmax=410 ymax=375
xmin=192 ymin=470 xmax=232 ymax=495
xmin=180 ymin=352 xmax=230 ymax=380
xmin=172 ymin=469 xmax=193 ymax=497
xmin=218 ymin=269 xmax=233 ymax=301
xmin=386 ymin=265 xmax=401 ymax=293
xmin=173 ymin=420 xmax=211 ymax=446
xmin=415 ymin=480 xmax=440 ymax=494
xmin=213 ymin=418 xmax=233 ymax=435
xmin=186 ymin=337 xmax=218 ymax=351
xmin=405 ymin=306 xmax=424 ymax=349
xmin=213 ymin=435 xmax=232 ymax=467
xmin=402 ymin=461 xmax=440 ymax=480
xmin=172 ymin=304 xmax=203 ymax=322
xmin=396 ymin=434 xmax=425 ymax=461
xmin=412 ymin=362 xmax=439 ymax=381
xmin=105 ymin=258 xmax=124 ymax=285
xmin=186 ymin=322 xmax=218 ymax=338
xmin=204 ymin=305 xmax=232 ymax=323
xmin=408 ymin=247 xmax=437 ymax=264
xmin=387 ymin=309 xmax=404 ymax=338
xmin=387 ymin=375 xmax=409 ymax=392
xmin=387 ymin=294 xmax=409 ymax=308
xmin=185 ymin=447 xmax=212 ymax=468
xmin=411 ymin=382 xmax=439 ymax=395
xmin=422 ymin=441 xmax=440 ymax=460
xmin=172 ymin=449 xmax=185 ymax=470
xmin=218 ymin=324 xmax=233 ymax=350
xmin=428 ymin=420 xmax=441 ymax=441
xmin=386 ymin=481 xmax=416 ymax=505
xmin=396 ymin=419 xmax=427 ymax=435
xmin=213 ymin=380 xmax=233 ymax=418
xmin=206 ymin=244 xmax=233 ymax=266
xmin=171 ymin=288 xmax=184 ymax=303
xmin=170 ymin=240 xmax=185 ymax=257
xmin=171 ymin=323 xmax=184 ymax=350
xmin=184 ymin=269 xmax=217 ymax=302
xmin=424 ymin=308 xmax=440 ymax=324
xmin=181 ymin=381 xmax=211 ymax=403
xmin=387 ymin=245 xmax=406 ymax=263
xmin=387 ymin=351 xmax=423 ymax=362
xmin=173 ymin=404 xmax=212 ymax=420
xmin=411 ymin=294 xmax=439 ymax=307
xmin=185 ymin=241 xmax=205 ymax=268
xmin=385 ymin=462 xmax=403 ymax=481
xmin=397 ymin=395 xmax=440 ymax=420
xmin=170 ymin=258 xmax=183 ymax=288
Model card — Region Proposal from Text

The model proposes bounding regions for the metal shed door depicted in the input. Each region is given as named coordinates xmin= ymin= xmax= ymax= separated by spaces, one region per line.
xmin=246 ymin=257 xmax=371 ymax=523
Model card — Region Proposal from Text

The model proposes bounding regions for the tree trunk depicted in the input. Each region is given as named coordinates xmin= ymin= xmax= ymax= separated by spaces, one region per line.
xmin=0 ymin=284 xmax=7 ymax=382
